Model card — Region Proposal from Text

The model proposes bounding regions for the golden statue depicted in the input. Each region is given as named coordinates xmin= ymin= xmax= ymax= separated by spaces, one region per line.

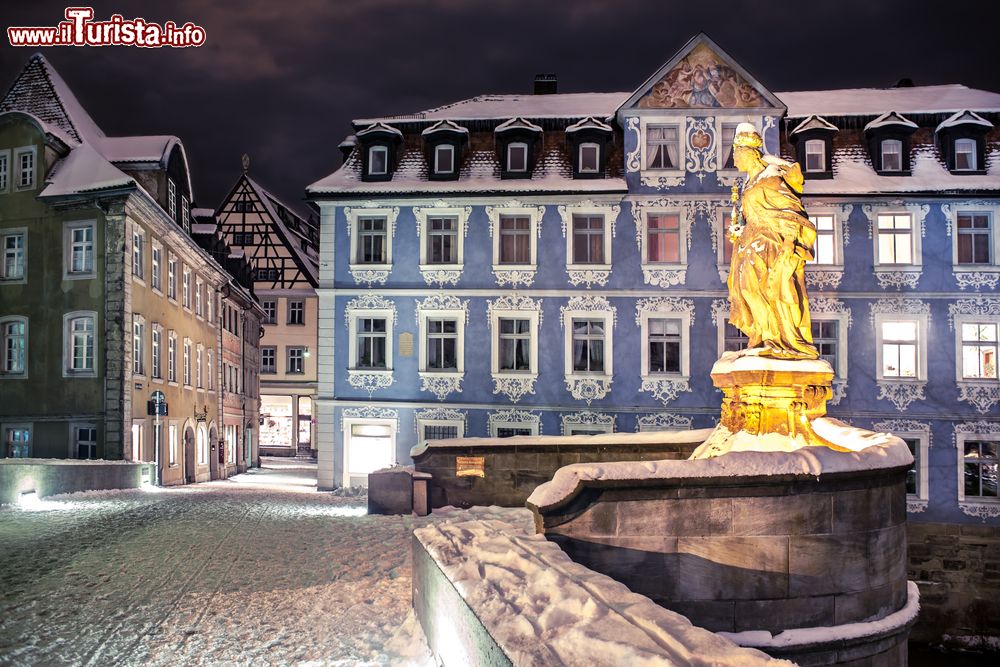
xmin=727 ymin=123 xmax=819 ymax=360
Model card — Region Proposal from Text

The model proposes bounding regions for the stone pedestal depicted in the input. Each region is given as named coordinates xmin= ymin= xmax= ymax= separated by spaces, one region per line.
xmin=711 ymin=352 xmax=844 ymax=450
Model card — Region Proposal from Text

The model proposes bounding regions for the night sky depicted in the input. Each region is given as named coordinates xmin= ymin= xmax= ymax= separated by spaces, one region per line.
xmin=2 ymin=0 xmax=999 ymax=215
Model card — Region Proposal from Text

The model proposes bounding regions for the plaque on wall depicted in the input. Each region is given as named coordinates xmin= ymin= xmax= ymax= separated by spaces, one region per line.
xmin=399 ymin=332 xmax=414 ymax=357
xmin=456 ymin=456 xmax=485 ymax=478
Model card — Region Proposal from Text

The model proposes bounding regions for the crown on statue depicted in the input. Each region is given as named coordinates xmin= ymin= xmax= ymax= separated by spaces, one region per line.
xmin=733 ymin=122 xmax=763 ymax=149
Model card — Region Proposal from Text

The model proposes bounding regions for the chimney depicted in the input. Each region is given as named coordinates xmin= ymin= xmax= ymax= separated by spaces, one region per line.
xmin=892 ymin=77 xmax=915 ymax=88
xmin=534 ymin=74 xmax=557 ymax=95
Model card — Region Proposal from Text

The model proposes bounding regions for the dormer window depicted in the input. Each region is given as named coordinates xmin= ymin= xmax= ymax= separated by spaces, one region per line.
xmin=579 ymin=143 xmax=599 ymax=173
xmin=507 ymin=143 xmax=528 ymax=172
xmin=881 ymin=139 xmax=902 ymax=172
xmin=368 ymin=146 xmax=388 ymax=176
xmin=434 ymin=144 xmax=454 ymax=174
xmin=804 ymin=140 xmax=825 ymax=173
xmin=955 ymin=138 xmax=977 ymax=171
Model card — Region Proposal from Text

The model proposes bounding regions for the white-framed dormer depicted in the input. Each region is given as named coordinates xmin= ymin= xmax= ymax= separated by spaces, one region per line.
xmin=413 ymin=203 xmax=472 ymax=286
xmin=635 ymin=297 xmax=694 ymax=405
xmin=63 ymin=219 xmax=96 ymax=281
xmin=805 ymin=204 xmax=848 ymax=290
xmin=870 ymin=298 xmax=930 ymax=411
xmin=488 ymin=294 xmax=542 ymax=403
xmin=558 ymin=200 xmax=621 ymax=287
xmin=560 ymin=295 xmax=616 ymax=404
xmin=949 ymin=297 xmax=1000 ymax=414
xmin=486 ymin=201 xmax=545 ymax=287
xmin=578 ymin=142 xmax=600 ymax=174
xmin=487 ymin=409 xmax=541 ymax=438
xmin=865 ymin=203 xmax=926 ymax=290
xmin=630 ymin=198 xmax=692 ymax=286
xmin=809 ymin=297 xmax=852 ymax=405
xmin=345 ymin=294 xmax=397 ymax=397
xmin=344 ymin=205 xmax=399 ymax=286
xmin=944 ymin=202 xmax=1000 ymax=291
xmin=416 ymin=294 xmax=468 ymax=400
xmin=872 ymin=419 xmax=930 ymax=513
xmin=368 ymin=145 xmax=389 ymax=176
xmin=954 ymin=420 xmax=1000 ymax=520
xmin=506 ymin=142 xmax=529 ymax=173
xmin=561 ymin=411 xmax=615 ymax=436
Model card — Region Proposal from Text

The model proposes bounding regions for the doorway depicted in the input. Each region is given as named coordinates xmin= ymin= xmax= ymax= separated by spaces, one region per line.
xmin=184 ymin=426 xmax=196 ymax=483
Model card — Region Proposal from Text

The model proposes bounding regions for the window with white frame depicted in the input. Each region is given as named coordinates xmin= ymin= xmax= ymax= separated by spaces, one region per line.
xmin=65 ymin=312 xmax=96 ymax=376
xmin=807 ymin=214 xmax=839 ymax=265
xmin=169 ymin=423 xmax=178 ymax=465
xmin=870 ymin=426 xmax=929 ymax=503
xmin=875 ymin=316 xmax=926 ymax=380
xmin=261 ymin=346 xmax=276 ymax=374
xmin=226 ymin=424 xmax=237 ymax=463
xmin=425 ymin=216 xmax=459 ymax=265
xmin=74 ymin=424 xmax=98 ymax=459
xmin=417 ymin=418 xmax=464 ymax=442
xmin=167 ymin=332 xmax=177 ymax=382
xmin=720 ymin=321 xmax=750 ymax=355
xmin=1 ymin=316 xmax=27 ymax=376
xmin=639 ymin=307 xmax=692 ymax=382
xmin=151 ymin=326 xmax=162 ymax=379
xmin=804 ymin=139 xmax=825 ymax=172
xmin=645 ymin=213 xmax=682 ymax=264
xmin=15 ymin=146 xmax=35 ymax=190
xmin=578 ymin=142 xmax=599 ymax=173
xmin=261 ymin=298 xmax=277 ymax=324
xmin=720 ymin=123 xmax=738 ymax=170
xmin=195 ymin=278 xmax=203 ymax=317
xmin=568 ymin=319 xmax=609 ymax=375
xmin=498 ymin=318 xmax=534 ymax=373
xmin=151 ymin=242 xmax=161 ymax=290
xmin=167 ymin=179 xmax=177 ymax=220
xmin=957 ymin=321 xmax=998 ymax=381
xmin=183 ymin=338 xmax=191 ymax=386
xmin=132 ymin=228 xmax=144 ymax=280
xmin=434 ymin=144 xmax=455 ymax=174
xmin=497 ymin=215 xmax=532 ymax=264
xmin=420 ymin=316 xmax=461 ymax=373
xmin=196 ymin=343 xmax=204 ymax=388
xmin=1 ymin=229 xmax=26 ymax=281
xmin=206 ymin=288 xmax=213 ymax=325
xmin=181 ymin=196 xmax=190 ymax=230
xmin=570 ymin=214 xmax=608 ymax=265
xmin=287 ymin=346 xmax=305 ymax=374
xmin=0 ymin=149 xmax=8 ymax=192
xmin=65 ymin=221 xmax=95 ymax=278
xmin=875 ymin=213 xmax=915 ymax=265
xmin=5 ymin=425 xmax=31 ymax=458
xmin=197 ymin=426 xmax=208 ymax=465
xmin=182 ymin=266 xmax=191 ymax=308
xmin=167 ymin=255 xmax=177 ymax=300
xmin=956 ymin=211 xmax=994 ymax=265
xmin=646 ymin=125 xmax=679 ymax=170
xmin=206 ymin=350 xmax=213 ymax=390
xmin=507 ymin=142 xmax=528 ymax=172
xmin=563 ymin=418 xmax=614 ymax=436
xmin=355 ymin=318 xmax=388 ymax=369
xmin=132 ymin=315 xmax=145 ymax=376
xmin=356 ymin=217 xmax=388 ymax=264
xmin=368 ymin=145 xmax=388 ymax=176
xmin=881 ymin=139 xmax=902 ymax=171
xmin=961 ymin=439 xmax=997 ymax=500
xmin=954 ymin=138 xmax=977 ymax=171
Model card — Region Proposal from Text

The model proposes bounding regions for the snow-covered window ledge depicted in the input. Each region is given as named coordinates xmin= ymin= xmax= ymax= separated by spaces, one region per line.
xmin=491 ymin=373 xmax=537 ymax=403
xmin=347 ymin=370 xmax=394 ymax=398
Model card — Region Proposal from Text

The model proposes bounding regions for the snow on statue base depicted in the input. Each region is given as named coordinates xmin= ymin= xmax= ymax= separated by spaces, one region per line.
xmin=697 ymin=351 xmax=850 ymax=457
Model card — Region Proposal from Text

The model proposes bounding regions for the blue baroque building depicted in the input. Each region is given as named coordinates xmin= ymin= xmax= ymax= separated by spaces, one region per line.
xmin=307 ymin=34 xmax=999 ymax=525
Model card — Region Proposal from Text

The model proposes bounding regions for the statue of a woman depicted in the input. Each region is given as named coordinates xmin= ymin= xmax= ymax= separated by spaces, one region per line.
xmin=728 ymin=123 xmax=819 ymax=360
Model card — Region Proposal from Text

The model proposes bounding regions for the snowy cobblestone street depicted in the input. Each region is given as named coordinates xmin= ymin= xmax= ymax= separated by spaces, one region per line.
xmin=0 ymin=465 xmax=529 ymax=666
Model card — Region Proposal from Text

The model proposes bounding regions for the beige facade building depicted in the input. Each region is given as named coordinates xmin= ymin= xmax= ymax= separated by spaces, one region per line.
xmin=0 ymin=54 xmax=262 ymax=482
xmin=215 ymin=172 xmax=319 ymax=457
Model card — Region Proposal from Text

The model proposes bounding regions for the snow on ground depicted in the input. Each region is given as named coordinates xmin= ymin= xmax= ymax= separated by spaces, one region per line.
xmin=0 ymin=462 xmax=530 ymax=666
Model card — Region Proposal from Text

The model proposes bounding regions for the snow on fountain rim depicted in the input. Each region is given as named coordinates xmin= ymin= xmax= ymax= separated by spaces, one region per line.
xmin=415 ymin=517 xmax=792 ymax=666
xmin=527 ymin=418 xmax=913 ymax=510
xmin=710 ymin=349 xmax=834 ymax=375
xmin=410 ymin=428 xmax=713 ymax=458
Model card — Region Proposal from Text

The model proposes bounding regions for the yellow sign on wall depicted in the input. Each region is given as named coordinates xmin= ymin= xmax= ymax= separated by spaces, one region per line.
xmin=456 ymin=456 xmax=485 ymax=478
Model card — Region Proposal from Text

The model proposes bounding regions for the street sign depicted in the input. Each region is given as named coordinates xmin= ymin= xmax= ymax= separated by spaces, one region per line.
xmin=147 ymin=391 xmax=168 ymax=416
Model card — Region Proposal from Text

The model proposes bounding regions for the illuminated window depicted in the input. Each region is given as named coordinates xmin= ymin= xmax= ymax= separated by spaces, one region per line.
xmin=960 ymin=323 xmax=998 ymax=380
xmin=646 ymin=213 xmax=681 ymax=263
xmin=876 ymin=214 xmax=914 ymax=265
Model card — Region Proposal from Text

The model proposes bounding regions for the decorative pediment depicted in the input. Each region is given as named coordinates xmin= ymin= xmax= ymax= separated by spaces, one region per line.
xmin=936 ymin=110 xmax=993 ymax=133
xmin=494 ymin=117 xmax=543 ymax=134
xmin=864 ymin=111 xmax=917 ymax=132
xmin=618 ymin=35 xmax=784 ymax=113
xmin=791 ymin=115 xmax=839 ymax=135
xmin=420 ymin=119 xmax=469 ymax=137
xmin=356 ymin=121 xmax=403 ymax=139
xmin=566 ymin=117 xmax=613 ymax=134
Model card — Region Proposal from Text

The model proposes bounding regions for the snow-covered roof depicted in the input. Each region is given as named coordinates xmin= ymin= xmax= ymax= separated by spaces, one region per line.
xmin=864 ymin=111 xmax=918 ymax=132
xmin=356 ymin=121 xmax=403 ymax=138
xmin=357 ymin=92 xmax=629 ymax=124
xmin=419 ymin=119 xmax=469 ymax=136
xmin=790 ymin=115 xmax=838 ymax=134
xmin=565 ymin=116 xmax=614 ymax=133
xmin=39 ymin=141 xmax=133 ymax=197
xmin=778 ymin=84 xmax=1000 ymax=118
xmin=936 ymin=109 xmax=993 ymax=132
xmin=494 ymin=117 xmax=543 ymax=134
xmin=97 ymin=135 xmax=182 ymax=165
xmin=338 ymin=134 xmax=357 ymax=148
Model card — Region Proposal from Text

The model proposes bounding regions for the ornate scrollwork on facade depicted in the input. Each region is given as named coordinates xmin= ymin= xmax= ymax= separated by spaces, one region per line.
xmin=874 ymin=270 xmax=921 ymax=290
xmin=684 ymin=117 xmax=717 ymax=181
xmin=566 ymin=268 xmax=611 ymax=287
xmin=343 ymin=204 xmax=400 ymax=237
xmin=958 ymin=385 xmax=1000 ymax=414
xmin=344 ymin=294 xmax=398 ymax=328
xmin=961 ymin=503 xmax=1000 ymax=520
xmin=839 ymin=203 xmax=853 ymax=246
xmin=349 ymin=267 xmax=391 ymax=287
xmin=641 ymin=377 xmax=692 ymax=405
xmin=492 ymin=376 xmax=536 ymax=403
xmin=876 ymin=381 xmax=925 ymax=411
xmin=829 ymin=380 xmax=848 ymax=406
xmin=419 ymin=269 xmax=461 ymax=287
xmin=494 ymin=269 xmax=537 ymax=288
xmin=811 ymin=297 xmax=853 ymax=328
xmin=948 ymin=297 xmax=1000 ymax=330
xmin=954 ymin=272 xmax=1000 ymax=291
xmin=413 ymin=407 xmax=466 ymax=435
xmin=487 ymin=409 xmax=541 ymax=436
xmin=419 ymin=375 xmax=463 ymax=401
xmin=868 ymin=298 xmax=930 ymax=327
xmin=340 ymin=405 xmax=399 ymax=431
xmin=640 ymin=268 xmax=685 ymax=286
xmin=561 ymin=411 xmax=615 ymax=435
xmin=634 ymin=297 xmax=696 ymax=327
xmin=641 ymin=174 xmax=686 ymax=189
xmin=560 ymin=295 xmax=617 ymax=328
xmin=710 ymin=298 xmax=729 ymax=326
xmin=806 ymin=270 xmax=844 ymax=290
xmin=636 ymin=413 xmax=692 ymax=431
xmin=347 ymin=371 xmax=394 ymax=398
xmin=487 ymin=294 xmax=543 ymax=327
xmin=416 ymin=294 xmax=469 ymax=322
xmin=625 ymin=117 xmax=642 ymax=173
xmin=565 ymin=377 xmax=612 ymax=404
xmin=558 ymin=200 xmax=620 ymax=238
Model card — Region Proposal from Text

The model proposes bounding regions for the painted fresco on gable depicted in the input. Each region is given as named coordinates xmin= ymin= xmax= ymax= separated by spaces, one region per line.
xmin=638 ymin=43 xmax=766 ymax=109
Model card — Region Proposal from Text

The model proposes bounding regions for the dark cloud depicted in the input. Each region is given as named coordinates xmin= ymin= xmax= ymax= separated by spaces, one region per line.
xmin=2 ymin=0 xmax=999 ymax=213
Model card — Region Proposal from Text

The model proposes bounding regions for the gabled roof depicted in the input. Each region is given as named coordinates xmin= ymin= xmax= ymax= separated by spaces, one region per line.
xmin=220 ymin=173 xmax=319 ymax=286
xmin=790 ymin=115 xmax=839 ymax=134
xmin=566 ymin=116 xmax=613 ymax=133
xmin=420 ymin=119 xmax=469 ymax=136
xmin=779 ymin=84 xmax=1000 ymax=118
xmin=936 ymin=109 xmax=993 ymax=132
xmin=356 ymin=121 xmax=403 ymax=138
xmin=356 ymin=93 xmax=628 ymax=125
xmin=864 ymin=111 xmax=918 ymax=132
xmin=494 ymin=117 xmax=543 ymax=133
xmin=39 ymin=140 xmax=133 ymax=197
xmin=616 ymin=33 xmax=785 ymax=116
